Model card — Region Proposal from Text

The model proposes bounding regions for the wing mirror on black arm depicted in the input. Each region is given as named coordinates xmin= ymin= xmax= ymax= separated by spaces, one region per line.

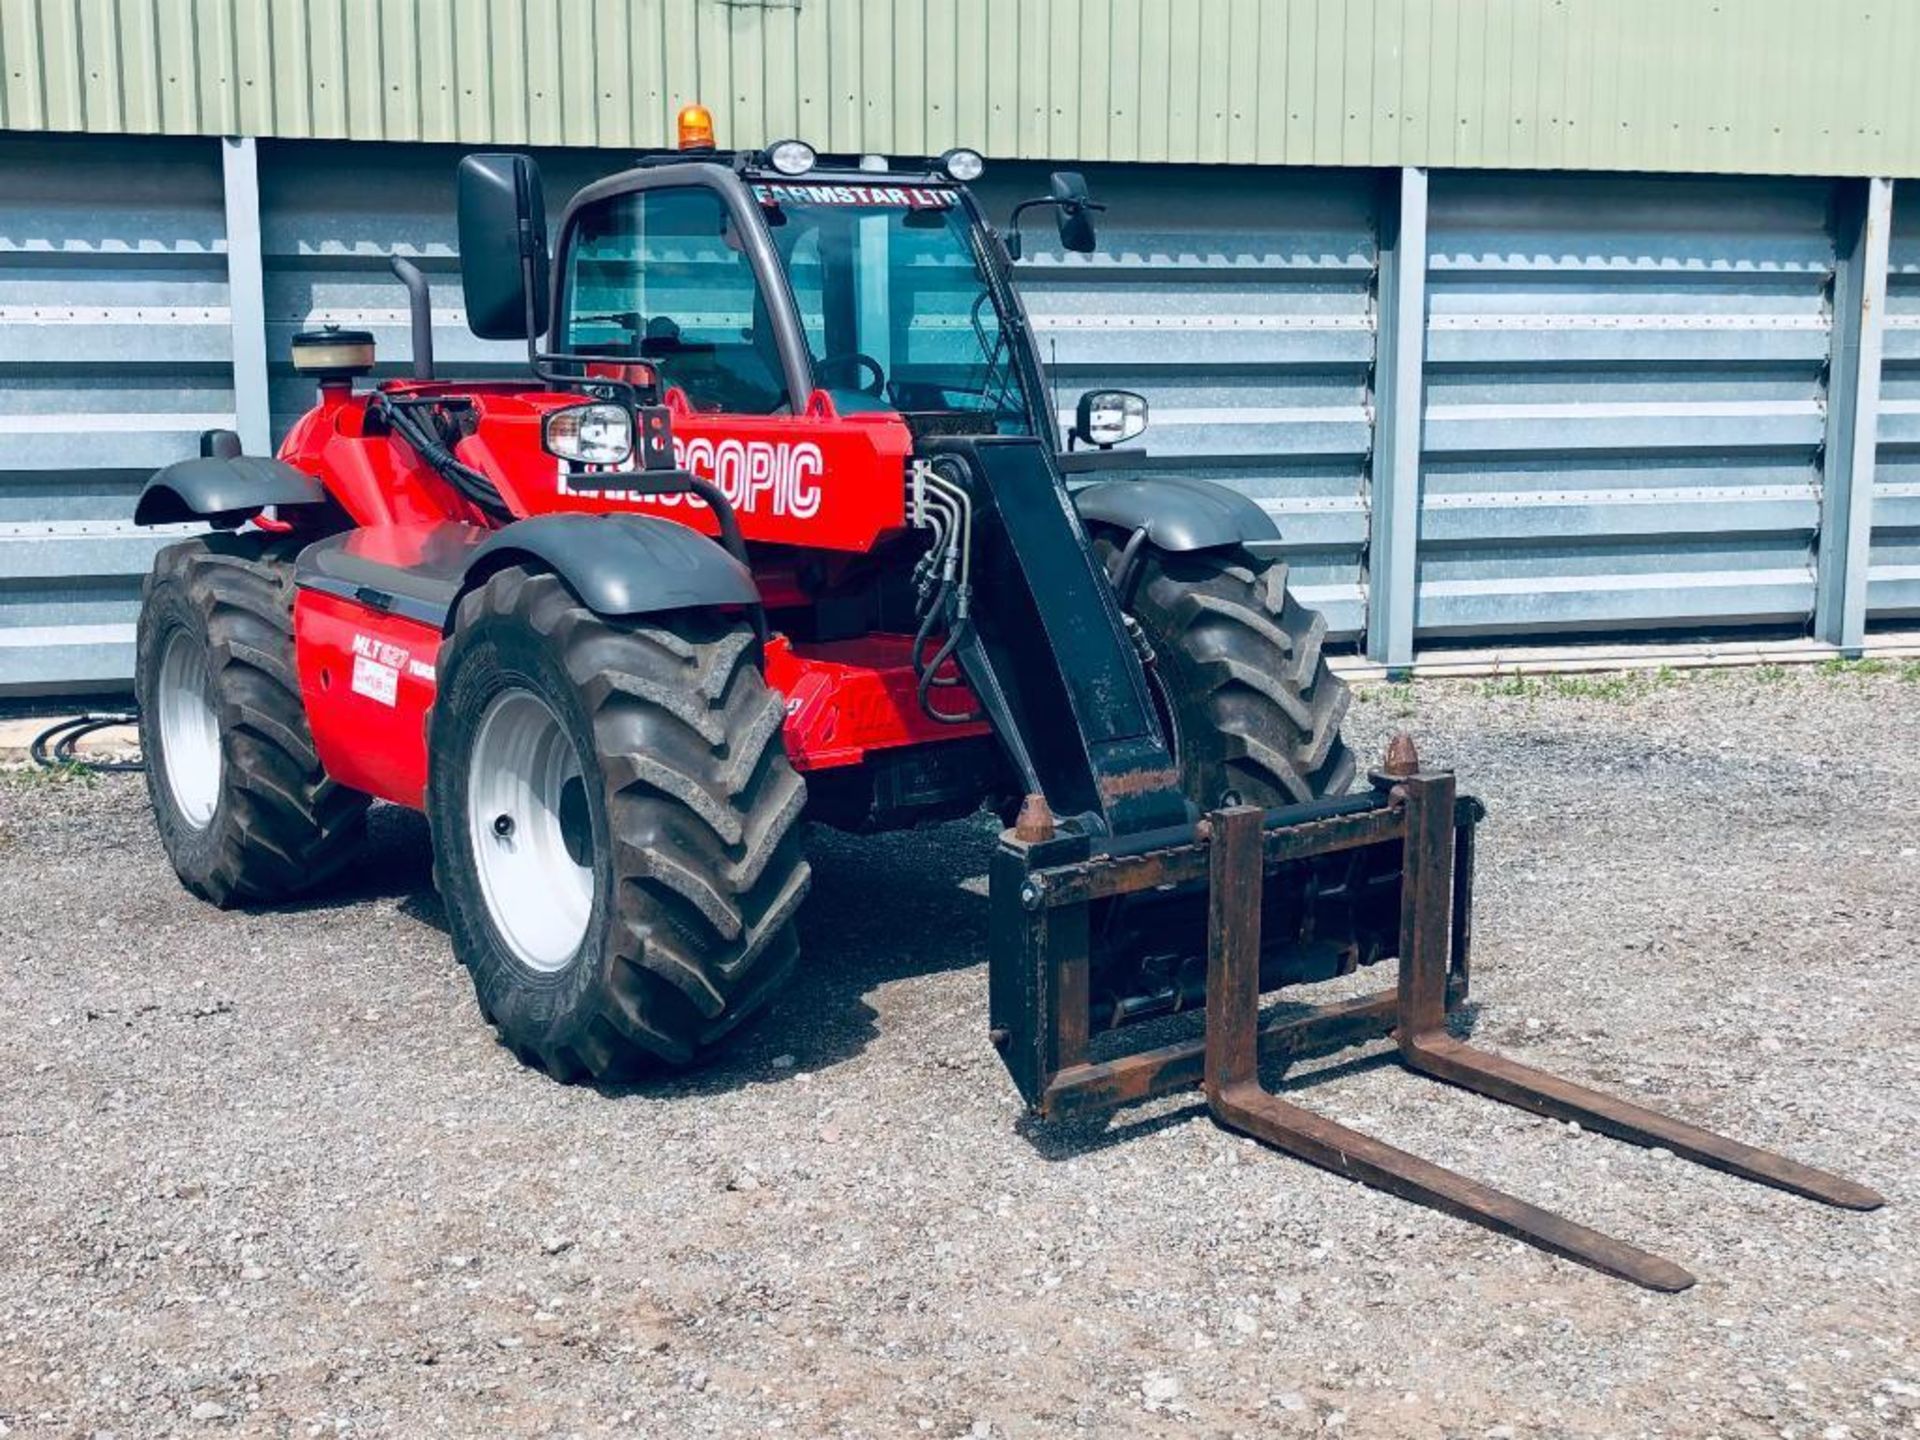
xmin=457 ymin=153 xmax=550 ymax=341
xmin=1005 ymin=170 xmax=1107 ymax=259
xmin=1071 ymin=389 xmax=1149 ymax=450
xmin=1049 ymin=171 xmax=1099 ymax=253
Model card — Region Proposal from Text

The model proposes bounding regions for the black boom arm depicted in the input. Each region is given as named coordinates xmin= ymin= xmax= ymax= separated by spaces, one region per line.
xmin=926 ymin=435 xmax=1190 ymax=839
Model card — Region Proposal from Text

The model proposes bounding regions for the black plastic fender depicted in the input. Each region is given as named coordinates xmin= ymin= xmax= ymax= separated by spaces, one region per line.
xmin=1072 ymin=475 xmax=1280 ymax=552
xmin=134 ymin=455 xmax=331 ymax=528
xmin=462 ymin=512 xmax=759 ymax=621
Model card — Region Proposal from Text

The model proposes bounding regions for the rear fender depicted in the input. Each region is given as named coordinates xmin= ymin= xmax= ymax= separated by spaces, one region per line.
xmin=1073 ymin=476 xmax=1279 ymax=552
xmin=460 ymin=512 xmax=759 ymax=623
xmin=134 ymin=455 xmax=331 ymax=529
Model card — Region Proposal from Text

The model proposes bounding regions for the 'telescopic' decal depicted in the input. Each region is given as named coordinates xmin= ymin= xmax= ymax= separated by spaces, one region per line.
xmin=559 ymin=437 xmax=824 ymax=520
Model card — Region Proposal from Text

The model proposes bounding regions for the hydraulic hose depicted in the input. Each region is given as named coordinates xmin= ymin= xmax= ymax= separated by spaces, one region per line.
xmin=370 ymin=391 xmax=512 ymax=521
xmin=915 ymin=617 xmax=983 ymax=725
xmin=906 ymin=455 xmax=985 ymax=721
xmin=29 ymin=710 xmax=142 ymax=774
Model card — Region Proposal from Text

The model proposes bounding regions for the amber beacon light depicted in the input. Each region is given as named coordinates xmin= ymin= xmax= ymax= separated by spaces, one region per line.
xmin=677 ymin=102 xmax=716 ymax=151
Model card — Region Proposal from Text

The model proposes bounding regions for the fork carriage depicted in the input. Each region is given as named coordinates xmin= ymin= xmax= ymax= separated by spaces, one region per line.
xmin=989 ymin=735 xmax=1883 ymax=1292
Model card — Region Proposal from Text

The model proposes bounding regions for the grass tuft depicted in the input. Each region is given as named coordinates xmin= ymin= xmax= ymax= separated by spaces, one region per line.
xmin=0 ymin=761 xmax=99 ymax=789
xmin=1816 ymin=656 xmax=1893 ymax=678
xmin=1477 ymin=667 xmax=1682 ymax=703
xmin=1355 ymin=682 xmax=1417 ymax=716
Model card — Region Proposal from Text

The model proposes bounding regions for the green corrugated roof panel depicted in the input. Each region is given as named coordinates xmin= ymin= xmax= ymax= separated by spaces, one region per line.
xmin=3 ymin=0 xmax=1919 ymax=177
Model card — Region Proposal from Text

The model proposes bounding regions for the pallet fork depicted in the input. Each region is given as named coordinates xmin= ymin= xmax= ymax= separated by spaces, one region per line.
xmin=989 ymin=735 xmax=1883 ymax=1291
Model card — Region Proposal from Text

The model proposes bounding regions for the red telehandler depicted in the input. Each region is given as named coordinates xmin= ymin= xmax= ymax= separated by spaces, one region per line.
xmin=131 ymin=111 xmax=1880 ymax=1289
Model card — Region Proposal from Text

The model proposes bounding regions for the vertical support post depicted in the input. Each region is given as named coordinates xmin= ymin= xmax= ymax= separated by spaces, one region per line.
xmin=986 ymin=827 xmax=1091 ymax=1110
xmin=1815 ymin=176 xmax=1893 ymax=656
xmin=1368 ymin=166 xmax=1430 ymax=675
xmin=1201 ymin=806 xmax=1265 ymax=1103
xmin=221 ymin=136 xmax=273 ymax=457
xmin=1391 ymin=770 xmax=1455 ymax=1046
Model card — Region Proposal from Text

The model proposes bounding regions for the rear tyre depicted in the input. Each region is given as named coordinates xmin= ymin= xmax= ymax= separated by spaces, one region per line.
xmin=426 ymin=567 xmax=810 ymax=1081
xmin=136 ymin=535 xmax=370 ymax=906
xmin=1098 ymin=541 xmax=1355 ymax=808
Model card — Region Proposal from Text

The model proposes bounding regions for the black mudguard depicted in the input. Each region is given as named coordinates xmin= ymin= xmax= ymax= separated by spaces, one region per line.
xmin=464 ymin=512 xmax=759 ymax=619
xmin=134 ymin=455 xmax=332 ymax=529
xmin=1073 ymin=475 xmax=1280 ymax=552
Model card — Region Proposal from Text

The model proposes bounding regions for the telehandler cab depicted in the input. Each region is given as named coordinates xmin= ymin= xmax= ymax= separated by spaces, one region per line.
xmin=132 ymin=110 xmax=1880 ymax=1289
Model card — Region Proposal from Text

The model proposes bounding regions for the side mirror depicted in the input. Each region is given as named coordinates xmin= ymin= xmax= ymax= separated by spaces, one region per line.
xmin=457 ymin=153 xmax=550 ymax=340
xmin=1050 ymin=171 xmax=1098 ymax=254
xmin=1005 ymin=171 xmax=1105 ymax=259
xmin=1072 ymin=389 xmax=1148 ymax=449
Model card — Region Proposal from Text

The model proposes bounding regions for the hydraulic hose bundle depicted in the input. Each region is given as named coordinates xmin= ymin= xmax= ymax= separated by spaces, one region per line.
xmin=368 ymin=390 xmax=514 ymax=522
xmin=907 ymin=457 xmax=983 ymax=724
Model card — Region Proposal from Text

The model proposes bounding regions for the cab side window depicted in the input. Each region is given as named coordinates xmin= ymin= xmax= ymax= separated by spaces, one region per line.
xmin=562 ymin=187 xmax=789 ymax=415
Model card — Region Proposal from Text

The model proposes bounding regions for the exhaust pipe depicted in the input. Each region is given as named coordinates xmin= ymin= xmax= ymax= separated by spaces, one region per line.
xmin=388 ymin=255 xmax=436 ymax=381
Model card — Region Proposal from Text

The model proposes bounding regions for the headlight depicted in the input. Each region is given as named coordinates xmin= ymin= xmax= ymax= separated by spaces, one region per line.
xmin=939 ymin=147 xmax=985 ymax=183
xmin=543 ymin=403 xmax=632 ymax=466
xmin=1074 ymin=389 xmax=1149 ymax=449
xmin=764 ymin=139 xmax=817 ymax=176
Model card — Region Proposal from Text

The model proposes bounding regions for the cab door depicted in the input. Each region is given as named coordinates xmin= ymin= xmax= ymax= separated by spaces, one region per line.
xmin=557 ymin=181 xmax=806 ymax=416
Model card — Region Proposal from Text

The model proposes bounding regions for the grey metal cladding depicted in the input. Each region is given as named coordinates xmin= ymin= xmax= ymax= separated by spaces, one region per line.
xmin=257 ymin=141 xmax=612 ymax=442
xmin=0 ymin=133 xmax=232 ymax=693
xmin=1417 ymin=172 xmax=1836 ymax=640
xmin=1874 ymin=187 xmax=1920 ymax=621
xmin=978 ymin=164 xmax=1378 ymax=640
xmin=1 ymin=132 xmax=1911 ymax=696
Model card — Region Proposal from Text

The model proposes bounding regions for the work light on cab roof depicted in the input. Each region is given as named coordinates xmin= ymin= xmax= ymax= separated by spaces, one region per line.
xmin=762 ymin=139 xmax=816 ymax=176
xmin=938 ymin=147 xmax=985 ymax=182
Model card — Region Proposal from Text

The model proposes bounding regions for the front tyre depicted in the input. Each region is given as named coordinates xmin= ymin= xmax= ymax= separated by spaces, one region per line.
xmin=136 ymin=535 xmax=369 ymax=906
xmin=1099 ymin=541 xmax=1355 ymax=808
xmin=427 ymin=568 xmax=810 ymax=1080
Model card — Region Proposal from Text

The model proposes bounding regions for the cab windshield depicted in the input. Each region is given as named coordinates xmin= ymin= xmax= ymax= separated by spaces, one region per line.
xmin=760 ymin=183 xmax=1034 ymax=431
xmin=559 ymin=179 xmax=1033 ymax=430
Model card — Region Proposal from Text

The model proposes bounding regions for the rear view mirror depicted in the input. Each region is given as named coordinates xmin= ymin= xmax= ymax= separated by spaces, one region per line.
xmin=457 ymin=154 xmax=550 ymax=340
xmin=1072 ymin=389 xmax=1148 ymax=449
xmin=1005 ymin=171 xmax=1106 ymax=260
xmin=1050 ymin=171 xmax=1098 ymax=254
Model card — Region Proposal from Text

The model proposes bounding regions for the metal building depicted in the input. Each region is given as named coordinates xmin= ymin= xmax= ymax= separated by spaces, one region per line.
xmin=2 ymin=0 xmax=1918 ymax=692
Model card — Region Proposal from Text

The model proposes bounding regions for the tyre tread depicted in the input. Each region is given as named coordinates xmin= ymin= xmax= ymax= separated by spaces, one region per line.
xmin=433 ymin=568 xmax=809 ymax=1078
xmin=1116 ymin=543 xmax=1354 ymax=809
xmin=138 ymin=536 xmax=368 ymax=907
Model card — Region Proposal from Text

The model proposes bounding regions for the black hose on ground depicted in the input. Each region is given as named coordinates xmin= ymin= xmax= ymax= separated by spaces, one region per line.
xmin=29 ymin=711 xmax=143 ymax=773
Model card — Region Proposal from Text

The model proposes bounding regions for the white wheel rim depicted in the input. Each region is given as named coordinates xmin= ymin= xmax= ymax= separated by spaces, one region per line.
xmin=157 ymin=628 xmax=222 ymax=828
xmin=467 ymin=687 xmax=596 ymax=972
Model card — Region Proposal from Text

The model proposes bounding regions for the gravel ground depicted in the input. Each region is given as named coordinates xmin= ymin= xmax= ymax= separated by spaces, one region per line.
xmin=1 ymin=665 xmax=1915 ymax=1439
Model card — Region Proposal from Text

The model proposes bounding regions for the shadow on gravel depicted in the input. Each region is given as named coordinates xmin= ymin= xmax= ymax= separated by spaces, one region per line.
xmin=641 ymin=817 xmax=1006 ymax=1098
xmin=255 ymin=803 xmax=439 ymax=916
xmin=609 ymin=814 xmax=1003 ymax=1101
xmin=261 ymin=801 xmax=1489 ymax=1129
xmin=258 ymin=806 xmax=1001 ymax=1096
